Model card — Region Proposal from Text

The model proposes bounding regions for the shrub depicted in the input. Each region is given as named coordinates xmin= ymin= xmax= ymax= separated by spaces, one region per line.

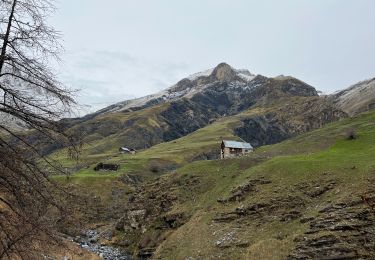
xmin=149 ymin=163 xmax=160 ymax=173
xmin=346 ymin=128 xmax=357 ymax=140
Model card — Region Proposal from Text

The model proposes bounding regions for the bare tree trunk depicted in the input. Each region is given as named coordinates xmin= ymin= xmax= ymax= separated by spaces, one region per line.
xmin=0 ymin=0 xmax=17 ymax=72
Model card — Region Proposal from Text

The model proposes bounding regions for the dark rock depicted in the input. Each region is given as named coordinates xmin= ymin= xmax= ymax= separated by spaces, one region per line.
xmin=235 ymin=241 xmax=250 ymax=248
xmin=289 ymin=197 xmax=375 ymax=259
xmin=115 ymin=216 xmax=126 ymax=231
xmin=235 ymin=115 xmax=290 ymax=148
xmin=213 ymin=212 xmax=239 ymax=223
xmin=137 ymin=248 xmax=155 ymax=258
xmin=295 ymin=180 xmax=336 ymax=198
xmin=162 ymin=212 xmax=187 ymax=229
xmin=235 ymin=99 xmax=346 ymax=148
xmin=218 ymin=178 xmax=271 ymax=203
xmin=300 ymin=217 xmax=315 ymax=223
xmin=280 ymin=210 xmax=302 ymax=222
xmin=305 ymin=182 xmax=336 ymax=198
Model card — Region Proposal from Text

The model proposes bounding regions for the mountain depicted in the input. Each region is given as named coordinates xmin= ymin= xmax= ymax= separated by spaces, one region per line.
xmin=48 ymin=65 xmax=375 ymax=259
xmin=47 ymin=63 xmax=343 ymax=158
xmin=95 ymin=63 xmax=259 ymax=115
xmin=40 ymin=62 xmax=350 ymax=184
xmin=330 ymin=77 xmax=375 ymax=116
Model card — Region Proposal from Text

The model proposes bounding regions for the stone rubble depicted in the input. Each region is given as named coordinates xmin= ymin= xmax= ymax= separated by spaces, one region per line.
xmin=74 ymin=230 xmax=131 ymax=260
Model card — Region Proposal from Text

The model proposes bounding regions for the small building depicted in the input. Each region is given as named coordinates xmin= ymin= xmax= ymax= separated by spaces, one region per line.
xmin=221 ymin=140 xmax=253 ymax=159
xmin=94 ymin=162 xmax=120 ymax=171
xmin=119 ymin=147 xmax=136 ymax=154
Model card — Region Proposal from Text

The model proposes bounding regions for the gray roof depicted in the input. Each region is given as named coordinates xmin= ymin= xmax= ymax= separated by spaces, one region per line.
xmin=222 ymin=140 xmax=253 ymax=149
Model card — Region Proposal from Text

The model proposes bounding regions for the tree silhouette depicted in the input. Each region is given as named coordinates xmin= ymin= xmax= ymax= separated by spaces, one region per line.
xmin=0 ymin=0 xmax=79 ymax=258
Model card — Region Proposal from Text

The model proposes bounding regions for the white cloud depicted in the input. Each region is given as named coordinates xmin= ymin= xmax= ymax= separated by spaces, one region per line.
xmin=58 ymin=49 xmax=189 ymax=114
xmin=50 ymin=0 xmax=375 ymax=116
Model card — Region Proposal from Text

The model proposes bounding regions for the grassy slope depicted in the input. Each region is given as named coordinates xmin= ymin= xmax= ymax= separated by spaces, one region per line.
xmin=54 ymin=105 xmax=375 ymax=258
xmin=52 ymin=95 xmax=338 ymax=178
xmin=147 ymin=111 xmax=375 ymax=259
xmin=51 ymin=106 xmax=266 ymax=177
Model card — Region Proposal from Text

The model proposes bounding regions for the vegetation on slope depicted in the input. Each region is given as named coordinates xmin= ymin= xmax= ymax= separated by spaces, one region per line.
xmin=39 ymin=70 xmax=322 ymax=161
xmin=52 ymin=96 xmax=344 ymax=181
xmin=108 ymin=110 xmax=375 ymax=259
xmin=55 ymin=107 xmax=375 ymax=259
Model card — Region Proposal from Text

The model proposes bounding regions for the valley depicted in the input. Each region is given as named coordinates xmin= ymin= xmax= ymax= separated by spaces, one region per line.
xmin=55 ymin=109 xmax=375 ymax=259
xmin=45 ymin=64 xmax=375 ymax=259
xmin=1 ymin=2 xmax=374 ymax=259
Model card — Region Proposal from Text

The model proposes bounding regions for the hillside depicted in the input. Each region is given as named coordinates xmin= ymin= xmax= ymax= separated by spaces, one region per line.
xmin=35 ymin=63 xmax=327 ymax=157
xmin=45 ymin=63 xmax=351 ymax=179
xmin=44 ymin=64 xmax=375 ymax=259
xmin=52 ymin=95 xmax=345 ymax=179
xmin=58 ymin=110 xmax=375 ymax=259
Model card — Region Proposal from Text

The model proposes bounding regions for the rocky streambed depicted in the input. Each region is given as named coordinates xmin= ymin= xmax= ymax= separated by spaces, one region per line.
xmin=74 ymin=230 xmax=131 ymax=260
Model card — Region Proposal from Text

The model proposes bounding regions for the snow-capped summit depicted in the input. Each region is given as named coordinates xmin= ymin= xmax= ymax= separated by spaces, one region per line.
xmin=186 ymin=63 xmax=255 ymax=82
xmin=97 ymin=63 xmax=258 ymax=114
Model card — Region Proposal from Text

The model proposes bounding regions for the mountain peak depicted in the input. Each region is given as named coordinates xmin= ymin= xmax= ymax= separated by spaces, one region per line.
xmin=214 ymin=62 xmax=232 ymax=70
xmin=97 ymin=64 xmax=320 ymax=115
xmin=211 ymin=62 xmax=237 ymax=82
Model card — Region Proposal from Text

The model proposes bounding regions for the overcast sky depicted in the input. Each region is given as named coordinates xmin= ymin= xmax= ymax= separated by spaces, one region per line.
xmin=50 ymin=0 xmax=375 ymax=114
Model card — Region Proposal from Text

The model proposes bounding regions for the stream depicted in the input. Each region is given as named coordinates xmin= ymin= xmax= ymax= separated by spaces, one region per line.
xmin=74 ymin=230 xmax=131 ymax=260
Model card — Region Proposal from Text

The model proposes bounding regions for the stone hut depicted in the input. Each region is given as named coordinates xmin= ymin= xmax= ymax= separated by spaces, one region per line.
xmin=220 ymin=140 xmax=253 ymax=159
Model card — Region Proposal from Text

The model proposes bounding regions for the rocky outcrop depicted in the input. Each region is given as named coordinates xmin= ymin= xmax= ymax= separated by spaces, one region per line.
xmin=160 ymin=75 xmax=319 ymax=143
xmin=113 ymin=176 xmax=187 ymax=257
xmin=214 ymin=177 xmax=338 ymax=224
xmin=234 ymin=115 xmax=290 ymax=148
xmin=213 ymin=176 xmax=375 ymax=259
xmin=235 ymin=97 xmax=347 ymax=147
xmin=115 ymin=209 xmax=147 ymax=231
xmin=288 ymin=198 xmax=375 ymax=259
xmin=217 ymin=177 xmax=272 ymax=203
xmin=214 ymin=195 xmax=305 ymax=223
xmin=210 ymin=62 xmax=240 ymax=82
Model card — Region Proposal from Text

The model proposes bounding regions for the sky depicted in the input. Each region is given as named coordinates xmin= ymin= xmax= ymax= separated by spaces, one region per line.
xmin=50 ymin=0 xmax=375 ymax=114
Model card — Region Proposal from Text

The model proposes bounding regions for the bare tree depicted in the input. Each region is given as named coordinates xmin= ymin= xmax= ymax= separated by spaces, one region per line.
xmin=0 ymin=0 xmax=79 ymax=258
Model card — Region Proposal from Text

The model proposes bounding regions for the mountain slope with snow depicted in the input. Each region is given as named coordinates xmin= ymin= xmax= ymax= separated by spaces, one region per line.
xmin=330 ymin=78 xmax=375 ymax=116
xmin=95 ymin=63 xmax=257 ymax=114
xmin=36 ymin=62 xmax=326 ymax=157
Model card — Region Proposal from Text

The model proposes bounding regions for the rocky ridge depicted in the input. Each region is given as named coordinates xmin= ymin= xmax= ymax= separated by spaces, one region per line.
xmin=330 ymin=77 xmax=375 ymax=116
xmin=95 ymin=63 xmax=258 ymax=114
xmin=33 ymin=62 xmax=328 ymax=157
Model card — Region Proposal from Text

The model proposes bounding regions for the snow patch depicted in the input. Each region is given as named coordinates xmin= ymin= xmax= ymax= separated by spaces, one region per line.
xmin=98 ymin=66 xmax=259 ymax=114
xmin=187 ymin=68 xmax=214 ymax=81
xmin=235 ymin=69 xmax=255 ymax=82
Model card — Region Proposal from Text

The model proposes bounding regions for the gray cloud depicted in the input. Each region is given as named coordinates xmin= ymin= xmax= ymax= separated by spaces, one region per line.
xmin=51 ymin=0 xmax=375 ymax=115
xmin=59 ymin=49 xmax=190 ymax=114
